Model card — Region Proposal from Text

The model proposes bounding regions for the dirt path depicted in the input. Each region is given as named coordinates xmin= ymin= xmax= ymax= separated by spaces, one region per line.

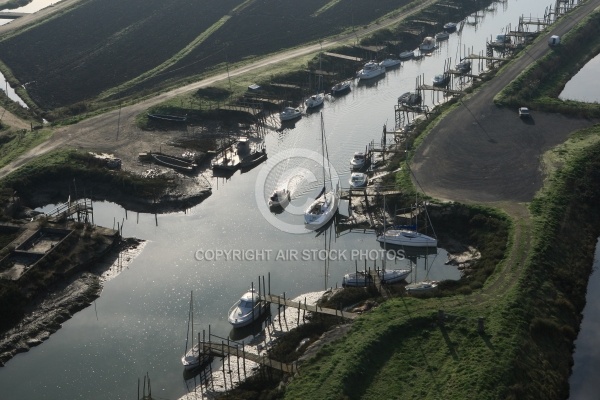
xmin=411 ymin=0 xmax=600 ymax=204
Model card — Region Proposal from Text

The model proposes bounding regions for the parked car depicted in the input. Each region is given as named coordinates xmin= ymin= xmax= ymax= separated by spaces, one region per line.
xmin=518 ymin=107 xmax=530 ymax=118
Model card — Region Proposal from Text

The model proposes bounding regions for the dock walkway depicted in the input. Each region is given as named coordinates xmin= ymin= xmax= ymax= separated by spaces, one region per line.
xmin=199 ymin=341 xmax=297 ymax=373
xmin=260 ymin=294 xmax=358 ymax=320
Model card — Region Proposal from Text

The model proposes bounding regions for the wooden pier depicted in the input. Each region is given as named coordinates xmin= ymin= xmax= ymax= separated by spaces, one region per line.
xmin=46 ymin=199 xmax=93 ymax=223
xmin=260 ymin=294 xmax=358 ymax=320
xmin=323 ymin=52 xmax=363 ymax=62
xmin=199 ymin=341 xmax=297 ymax=373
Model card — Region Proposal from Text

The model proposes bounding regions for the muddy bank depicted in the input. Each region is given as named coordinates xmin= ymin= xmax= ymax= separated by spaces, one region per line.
xmin=0 ymin=238 xmax=143 ymax=367
xmin=26 ymin=170 xmax=212 ymax=214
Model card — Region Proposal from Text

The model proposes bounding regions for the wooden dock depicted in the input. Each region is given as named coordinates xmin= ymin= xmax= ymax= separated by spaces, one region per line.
xmin=46 ymin=199 xmax=93 ymax=223
xmin=218 ymin=105 xmax=262 ymax=116
xmin=323 ymin=52 xmax=363 ymax=62
xmin=260 ymin=294 xmax=358 ymax=320
xmin=199 ymin=341 xmax=297 ymax=373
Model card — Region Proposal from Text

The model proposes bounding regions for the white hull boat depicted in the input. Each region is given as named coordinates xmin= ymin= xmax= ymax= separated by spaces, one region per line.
xmin=181 ymin=291 xmax=211 ymax=370
xmin=419 ymin=37 xmax=436 ymax=52
xmin=304 ymin=189 xmax=339 ymax=229
xmin=305 ymin=93 xmax=325 ymax=109
xmin=376 ymin=229 xmax=437 ymax=247
xmin=405 ymin=280 xmax=439 ymax=293
xmin=399 ymin=50 xmax=414 ymax=60
xmin=435 ymin=31 xmax=450 ymax=41
xmin=228 ymin=288 xmax=267 ymax=328
xmin=357 ymin=61 xmax=385 ymax=80
xmin=379 ymin=58 xmax=401 ymax=68
xmin=380 ymin=269 xmax=411 ymax=284
xmin=432 ymin=74 xmax=450 ymax=87
xmin=349 ymin=172 xmax=368 ymax=188
xmin=342 ymin=271 xmax=373 ymax=287
xmin=456 ymin=60 xmax=472 ymax=74
xmin=280 ymin=106 xmax=302 ymax=121
xmin=443 ymin=22 xmax=457 ymax=32
xmin=350 ymin=151 xmax=367 ymax=170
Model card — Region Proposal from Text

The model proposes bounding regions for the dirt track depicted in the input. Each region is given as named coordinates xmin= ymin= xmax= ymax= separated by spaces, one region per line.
xmin=412 ymin=0 xmax=600 ymax=204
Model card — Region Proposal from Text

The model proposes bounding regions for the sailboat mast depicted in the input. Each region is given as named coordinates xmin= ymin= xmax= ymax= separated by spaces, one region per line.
xmin=320 ymin=114 xmax=326 ymax=192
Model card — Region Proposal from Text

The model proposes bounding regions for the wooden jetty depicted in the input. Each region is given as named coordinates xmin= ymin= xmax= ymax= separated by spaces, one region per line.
xmin=199 ymin=341 xmax=297 ymax=373
xmin=218 ymin=105 xmax=262 ymax=116
xmin=46 ymin=199 xmax=93 ymax=223
xmin=323 ymin=52 xmax=363 ymax=62
xmin=259 ymin=294 xmax=358 ymax=320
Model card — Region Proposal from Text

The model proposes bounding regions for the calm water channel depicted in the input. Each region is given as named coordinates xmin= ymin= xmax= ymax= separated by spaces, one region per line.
xmin=560 ymin=53 xmax=600 ymax=103
xmin=0 ymin=1 xmax=581 ymax=399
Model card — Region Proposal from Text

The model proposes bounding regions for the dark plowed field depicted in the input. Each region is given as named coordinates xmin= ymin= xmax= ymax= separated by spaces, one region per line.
xmin=0 ymin=0 xmax=413 ymax=110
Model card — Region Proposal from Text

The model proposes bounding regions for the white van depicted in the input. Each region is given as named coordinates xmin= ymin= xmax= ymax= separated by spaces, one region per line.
xmin=548 ymin=35 xmax=560 ymax=46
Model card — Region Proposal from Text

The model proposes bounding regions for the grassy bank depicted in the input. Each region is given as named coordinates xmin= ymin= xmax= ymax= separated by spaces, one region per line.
xmin=281 ymin=126 xmax=600 ymax=399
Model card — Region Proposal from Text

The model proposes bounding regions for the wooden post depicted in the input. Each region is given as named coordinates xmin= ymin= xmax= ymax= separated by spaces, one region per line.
xmin=242 ymin=341 xmax=247 ymax=379
xmin=283 ymin=292 xmax=286 ymax=320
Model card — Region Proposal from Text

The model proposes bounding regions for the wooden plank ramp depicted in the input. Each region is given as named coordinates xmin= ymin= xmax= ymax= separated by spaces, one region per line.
xmin=200 ymin=341 xmax=297 ymax=373
xmin=260 ymin=294 xmax=358 ymax=320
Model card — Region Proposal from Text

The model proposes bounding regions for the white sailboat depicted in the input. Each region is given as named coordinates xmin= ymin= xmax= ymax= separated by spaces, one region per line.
xmin=304 ymin=113 xmax=340 ymax=229
xmin=379 ymin=195 xmax=411 ymax=285
xmin=181 ymin=291 xmax=210 ymax=370
xmin=376 ymin=194 xmax=437 ymax=248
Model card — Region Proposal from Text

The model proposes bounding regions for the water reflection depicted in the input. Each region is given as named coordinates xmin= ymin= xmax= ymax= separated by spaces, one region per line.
xmin=559 ymin=54 xmax=600 ymax=103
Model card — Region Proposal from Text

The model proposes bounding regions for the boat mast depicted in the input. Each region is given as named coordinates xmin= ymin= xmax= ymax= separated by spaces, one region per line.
xmin=320 ymin=113 xmax=326 ymax=193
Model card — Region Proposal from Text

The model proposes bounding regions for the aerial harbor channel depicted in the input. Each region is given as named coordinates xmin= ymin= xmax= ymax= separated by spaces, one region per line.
xmin=0 ymin=0 xmax=599 ymax=399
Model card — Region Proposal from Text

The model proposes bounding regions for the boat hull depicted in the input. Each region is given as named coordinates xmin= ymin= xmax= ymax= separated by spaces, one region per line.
xmin=304 ymin=190 xmax=339 ymax=229
xmin=342 ymin=272 xmax=373 ymax=287
xmin=376 ymin=229 xmax=437 ymax=247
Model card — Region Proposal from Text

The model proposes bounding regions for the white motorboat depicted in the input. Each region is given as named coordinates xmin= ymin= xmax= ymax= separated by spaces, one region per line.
xmin=443 ymin=22 xmax=457 ymax=32
xmin=432 ymin=74 xmax=450 ymax=87
xmin=377 ymin=229 xmax=438 ymax=247
xmin=379 ymin=58 xmax=401 ymax=68
xmin=279 ymin=106 xmax=302 ymax=121
xmin=419 ymin=37 xmax=436 ymax=52
xmin=342 ymin=271 xmax=373 ymax=287
xmin=228 ymin=288 xmax=267 ymax=328
xmin=268 ymin=187 xmax=290 ymax=208
xmin=357 ymin=61 xmax=385 ymax=80
xmin=331 ymin=80 xmax=351 ymax=95
xmin=304 ymin=114 xmax=340 ymax=230
xmin=399 ymin=50 xmax=414 ymax=60
xmin=435 ymin=31 xmax=450 ymax=41
xmin=350 ymin=152 xmax=367 ymax=170
xmin=305 ymin=93 xmax=325 ymax=109
xmin=349 ymin=172 xmax=368 ymax=188
xmin=405 ymin=280 xmax=439 ymax=293
xmin=455 ymin=60 xmax=472 ymax=73
xmin=380 ymin=268 xmax=411 ymax=284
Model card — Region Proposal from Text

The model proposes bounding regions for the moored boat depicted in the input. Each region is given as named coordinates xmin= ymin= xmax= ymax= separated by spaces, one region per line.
xmin=398 ymin=91 xmax=422 ymax=106
xmin=228 ymin=288 xmax=268 ymax=328
xmin=455 ymin=59 xmax=472 ymax=73
xmin=342 ymin=271 xmax=373 ymax=287
xmin=349 ymin=172 xmax=368 ymax=188
xmin=405 ymin=280 xmax=439 ymax=293
xmin=432 ymin=74 xmax=450 ymax=87
xmin=350 ymin=152 xmax=367 ymax=170
xmin=435 ymin=31 xmax=450 ymax=41
xmin=331 ymin=80 xmax=352 ymax=95
xmin=380 ymin=268 xmax=411 ymax=284
xmin=305 ymin=93 xmax=325 ymax=109
xmin=419 ymin=37 xmax=436 ymax=52
xmin=240 ymin=148 xmax=267 ymax=170
xmin=377 ymin=229 xmax=438 ymax=247
xmin=443 ymin=22 xmax=457 ymax=32
xmin=279 ymin=106 xmax=302 ymax=121
xmin=399 ymin=50 xmax=414 ymax=60
xmin=379 ymin=58 xmax=401 ymax=68
xmin=357 ymin=61 xmax=385 ymax=80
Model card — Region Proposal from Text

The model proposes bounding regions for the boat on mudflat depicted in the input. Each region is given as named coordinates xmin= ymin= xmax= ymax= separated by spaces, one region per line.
xmin=147 ymin=113 xmax=187 ymax=123
xmin=151 ymin=153 xmax=197 ymax=172
xmin=280 ymin=107 xmax=302 ymax=121
xmin=405 ymin=280 xmax=439 ymax=293
xmin=342 ymin=271 xmax=373 ymax=287
xmin=419 ymin=37 xmax=436 ymax=52
xmin=379 ymin=268 xmax=411 ymax=284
